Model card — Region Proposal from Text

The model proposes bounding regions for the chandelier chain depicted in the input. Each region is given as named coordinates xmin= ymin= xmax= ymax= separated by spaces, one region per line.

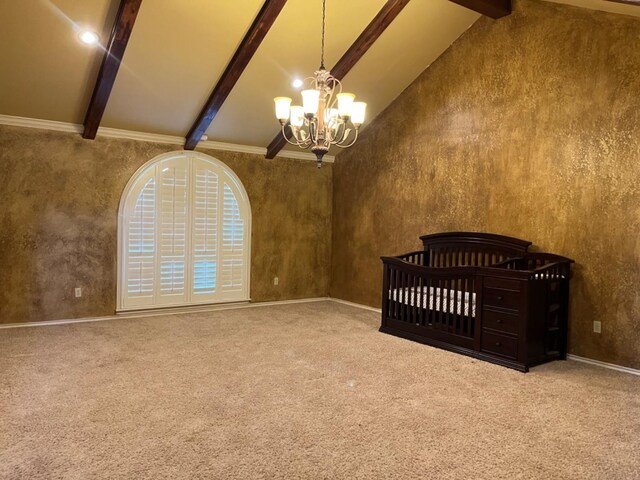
xmin=320 ymin=0 xmax=326 ymax=69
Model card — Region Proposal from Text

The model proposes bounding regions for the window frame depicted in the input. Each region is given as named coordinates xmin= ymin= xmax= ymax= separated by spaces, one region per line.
xmin=116 ymin=150 xmax=252 ymax=312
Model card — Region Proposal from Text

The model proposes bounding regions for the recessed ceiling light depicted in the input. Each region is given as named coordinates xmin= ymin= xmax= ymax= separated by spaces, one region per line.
xmin=78 ymin=30 xmax=100 ymax=46
xmin=291 ymin=78 xmax=303 ymax=89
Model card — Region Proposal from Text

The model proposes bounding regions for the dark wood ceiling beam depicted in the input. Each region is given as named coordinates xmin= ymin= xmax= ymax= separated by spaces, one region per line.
xmin=83 ymin=0 xmax=142 ymax=139
xmin=448 ymin=0 xmax=511 ymax=19
xmin=605 ymin=0 xmax=640 ymax=5
xmin=184 ymin=0 xmax=288 ymax=150
xmin=265 ymin=0 xmax=410 ymax=160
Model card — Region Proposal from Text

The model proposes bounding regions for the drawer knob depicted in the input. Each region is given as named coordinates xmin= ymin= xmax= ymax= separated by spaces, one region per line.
xmin=495 ymin=342 xmax=501 ymax=346
xmin=496 ymin=319 xmax=503 ymax=324
xmin=497 ymin=295 xmax=504 ymax=301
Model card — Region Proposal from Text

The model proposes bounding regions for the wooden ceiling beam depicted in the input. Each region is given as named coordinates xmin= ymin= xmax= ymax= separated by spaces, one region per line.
xmin=83 ymin=0 xmax=142 ymax=140
xmin=605 ymin=0 xmax=640 ymax=5
xmin=448 ymin=0 xmax=511 ymax=19
xmin=184 ymin=0 xmax=288 ymax=151
xmin=265 ymin=0 xmax=410 ymax=160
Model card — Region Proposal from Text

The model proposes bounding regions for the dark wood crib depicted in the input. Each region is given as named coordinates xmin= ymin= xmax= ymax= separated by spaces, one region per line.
xmin=380 ymin=232 xmax=573 ymax=372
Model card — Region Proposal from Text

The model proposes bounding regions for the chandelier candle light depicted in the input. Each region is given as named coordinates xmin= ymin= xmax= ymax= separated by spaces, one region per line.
xmin=274 ymin=0 xmax=366 ymax=168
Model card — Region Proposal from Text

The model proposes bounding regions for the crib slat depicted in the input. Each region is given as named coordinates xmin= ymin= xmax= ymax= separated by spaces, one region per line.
xmin=444 ymin=279 xmax=449 ymax=330
xmin=414 ymin=274 xmax=420 ymax=325
xmin=419 ymin=276 xmax=425 ymax=326
xmin=462 ymin=278 xmax=468 ymax=337
xmin=426 ymin=276 xmax=432 ymax=326
xmin=405 ymin=273 xmax=411 ymax=324
xmin=401 ymin=270 xmax=407 ymax=322
xmin=453 ymin=277 xmax=459 ymax=334
xmin=390 ymin=267 xmax=396 ymax=320
xmin=397 ymin=270 xmax=404 ymax=320
xmin=410 ymin=273 xmax=415 ymax=324
xmin=470 ymin=278 xmax=475 ymax=337
xmin=447 ymin=278 xmax=453 ymax=333
xmin=437 ymin=279 xmax=444 ymax=330
xmin=415 ymin=275 xmax=420 ymax=325
xmin=393 ymin=268 xmax=400 ymax=319
xmin=404 ymin=272 xmax=410 ymax=324
xmin=407 ymin=271 xmax=412 ymax=322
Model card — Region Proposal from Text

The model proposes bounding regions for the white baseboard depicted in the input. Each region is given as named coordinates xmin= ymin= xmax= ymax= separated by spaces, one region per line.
xmin=0 ymin=297 xmax=330 ymax=329
xmin=328 ymin=299 xmax=640 ymax=377
xmin=329 ymin=297 xmax=381 ymax=313
xmin=567 ymin=354 xmax=640 ymax=377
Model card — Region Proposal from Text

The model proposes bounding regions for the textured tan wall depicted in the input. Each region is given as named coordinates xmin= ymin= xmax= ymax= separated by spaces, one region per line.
xmin=0 ymin=125 xmax=332 ymax=324
xmin=331 ymin=0 xmax=640 ymax=369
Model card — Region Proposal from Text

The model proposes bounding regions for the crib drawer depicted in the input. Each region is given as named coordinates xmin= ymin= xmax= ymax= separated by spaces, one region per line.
xmin=481 ymin=331 xmax=518 ymax=359
xmin=484 ymin=276 xmax=521 ymax=292
xmin=483 ymin=286 xmax=522 ymax=311
xmin=482 ymin=308 xmax=519 ymax=335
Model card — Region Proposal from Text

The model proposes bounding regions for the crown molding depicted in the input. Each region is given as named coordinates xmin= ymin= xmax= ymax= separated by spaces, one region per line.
xmin=0 ymin=114 xmax=84 ymax=134
xmin=0 ymin=114 xmax=334 ymax=163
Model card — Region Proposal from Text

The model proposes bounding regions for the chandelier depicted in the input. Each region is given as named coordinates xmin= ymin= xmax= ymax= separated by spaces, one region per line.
xmin=273 ymin=0 xmax=366 ymax=168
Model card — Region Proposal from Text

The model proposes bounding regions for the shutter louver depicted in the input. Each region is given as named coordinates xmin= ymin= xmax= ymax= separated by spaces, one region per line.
xmin=126 ymin=178 xmax=155 ymax=301
xmin=192 ymin=168 xmax=219 ymax=295
xmin=221 ymin=183 xmax=244 ymax=291
xmin=158 ymin=165 xmax=188 ymax=303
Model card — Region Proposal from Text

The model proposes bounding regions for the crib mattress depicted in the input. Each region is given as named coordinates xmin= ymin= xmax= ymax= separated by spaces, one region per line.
xmin=390 ymin=287 xmax=476 ymax=317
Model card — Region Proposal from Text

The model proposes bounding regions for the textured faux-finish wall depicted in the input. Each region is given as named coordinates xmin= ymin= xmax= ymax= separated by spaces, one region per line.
xmin=330 ymin=0 xmax=640 ymax=369
xmin=0 ymin=125 xmax=332 ymax=324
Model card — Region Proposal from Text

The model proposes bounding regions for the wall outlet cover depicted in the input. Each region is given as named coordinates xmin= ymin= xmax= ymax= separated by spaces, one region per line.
xmin=593 ymin=321 xmax=601 ymax=334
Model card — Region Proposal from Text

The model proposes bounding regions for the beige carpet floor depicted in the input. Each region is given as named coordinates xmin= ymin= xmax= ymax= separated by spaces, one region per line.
xmin=1 ymin=301 xmax=639 ymax=480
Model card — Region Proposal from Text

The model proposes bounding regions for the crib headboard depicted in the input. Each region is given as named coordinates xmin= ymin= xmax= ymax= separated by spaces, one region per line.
xmin=419 ymin=232 xmax=532 ymax=267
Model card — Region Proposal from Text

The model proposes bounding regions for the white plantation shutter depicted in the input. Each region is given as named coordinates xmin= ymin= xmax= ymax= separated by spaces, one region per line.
xmin=118 ymin=152 xmax=251 ymax=310
xmin=124 ymin=177 xmax=156 ymax=307
xmin=192 ymin=163 xmax=219 ymax=300
xmin=221 ymin=183 xmax=245 ymax=293
xmin=157 ymin=163 xmax=188 ymax=304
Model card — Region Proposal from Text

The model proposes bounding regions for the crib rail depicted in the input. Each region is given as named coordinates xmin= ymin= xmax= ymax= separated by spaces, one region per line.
xmin=382 ymin=257 xmax=478 ymax=342
xmin=420 ymin=232 xmax=531 ymax=268
xmin=396 ymin=249 xmax=514 ymax=268
xmin=494 ymin=253 xmax=573 ymax=279
xmin=397 ymin=251 xmax=428 ymax=266
xmin=427 ymin=248 xmax=512 ymax=268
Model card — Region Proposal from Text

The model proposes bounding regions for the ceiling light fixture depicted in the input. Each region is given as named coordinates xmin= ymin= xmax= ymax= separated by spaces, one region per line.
xmin=78 ymin=30 xmax=100 ymax=46
xmin=274 ymin=0 xmax=366 ymax=168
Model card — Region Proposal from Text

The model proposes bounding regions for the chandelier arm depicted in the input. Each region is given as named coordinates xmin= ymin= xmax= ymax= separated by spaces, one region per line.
xmin=282 ymin=125 xmax=309 ymax=147
xmin=326 ymin=127 xmax=335 ymax=145
xmin=334 ymin=128 xmax=359 ymax=148
xmin=330 ymin=121 xmax=346 ymax=144
xmin=309 ymin=119 xmax=319 ymax=144
xmin=326 ymin=76 xmax=341 ymax=111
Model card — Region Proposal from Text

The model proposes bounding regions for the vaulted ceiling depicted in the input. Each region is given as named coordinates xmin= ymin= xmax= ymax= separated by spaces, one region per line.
xmin=0 ymin=0 xmax=638 ymax=157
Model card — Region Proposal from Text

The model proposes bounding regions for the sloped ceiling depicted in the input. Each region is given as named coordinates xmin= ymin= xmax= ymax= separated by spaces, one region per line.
xmin=0 ymin=0 xmax=118 ymax=124
xmin=0 ymin=0 xmax=638 ymax=154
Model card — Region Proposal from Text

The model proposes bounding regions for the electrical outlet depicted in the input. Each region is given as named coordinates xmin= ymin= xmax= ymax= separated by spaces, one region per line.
xmin=593 ymin=321 xmax=601 ymax=334
xmin=75 ymin=287 xmax=82 ymax=298
xmin=273 ymin=277 xmax=279 ymax=286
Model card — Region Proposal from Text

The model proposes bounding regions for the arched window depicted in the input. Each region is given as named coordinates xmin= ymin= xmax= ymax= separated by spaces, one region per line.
xmin=117 ymin=151 xmax=251 ymax=311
